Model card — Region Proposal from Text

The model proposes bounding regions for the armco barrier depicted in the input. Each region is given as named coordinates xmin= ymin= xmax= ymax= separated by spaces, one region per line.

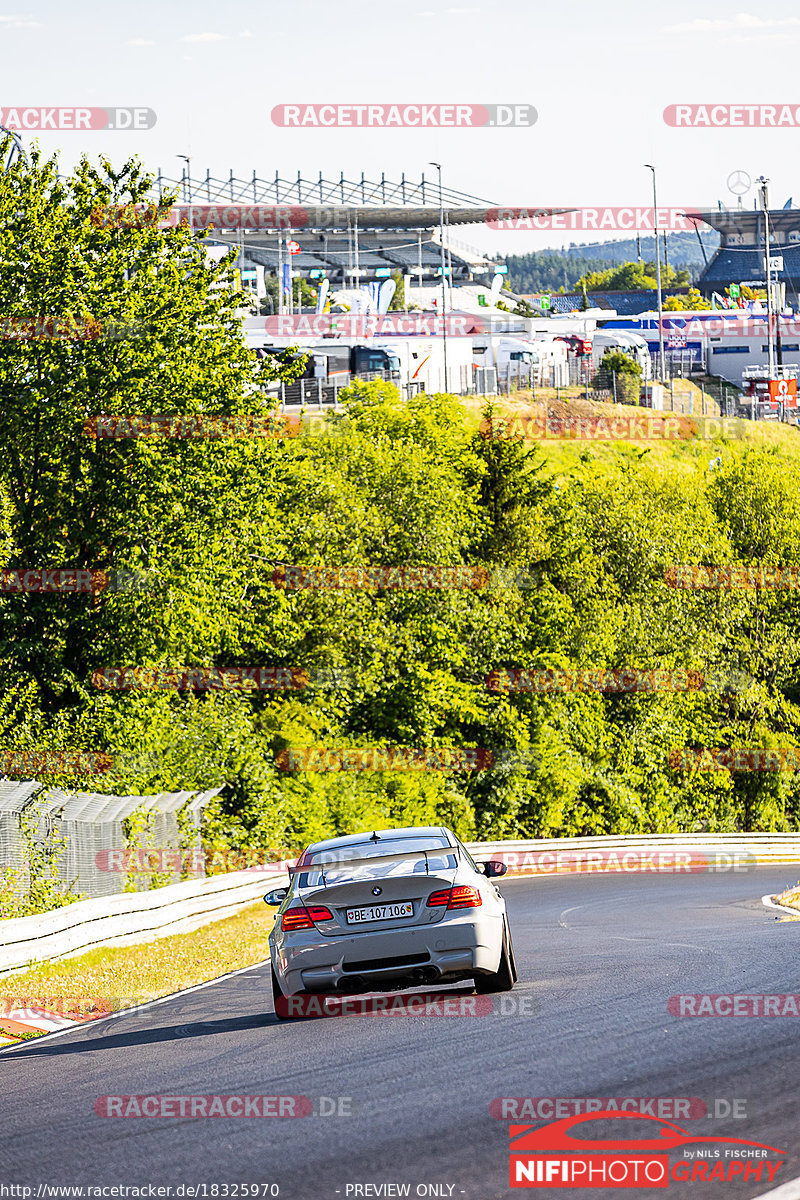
xmin=0 ymin=861 xmax=293 ymax=979
xmin=468 ymin=833 xmax=800 ymax=873
xmin=2 ymin=834 xmax=800 ymax=978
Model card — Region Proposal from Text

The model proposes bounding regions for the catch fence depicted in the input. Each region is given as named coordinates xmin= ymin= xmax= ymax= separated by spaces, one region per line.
xmin=0 ymin=782 xmax=222 ymax=902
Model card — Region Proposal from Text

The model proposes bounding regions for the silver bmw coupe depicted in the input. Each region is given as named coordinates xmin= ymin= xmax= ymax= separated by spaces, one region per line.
xmin=265 ymin=825 xmax=517 ymax=1019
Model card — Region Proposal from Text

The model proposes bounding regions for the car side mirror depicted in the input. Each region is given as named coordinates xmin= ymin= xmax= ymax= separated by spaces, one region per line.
xmin=264 ymin=888 xmax=288 ymax=906
xmin=480 ymin=860 xmax=507 ymax=878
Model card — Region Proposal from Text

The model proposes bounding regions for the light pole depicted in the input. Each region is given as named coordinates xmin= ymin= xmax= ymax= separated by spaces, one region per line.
xmin=758 ymin=176 xmax=776 ymax=380
xmin=644 ymin=164 xmax=666 ymax=382
xmin=177 ymin=155 xmax=191 ymax=202
xmin=429 ymin=161 xmax=449 ymax=392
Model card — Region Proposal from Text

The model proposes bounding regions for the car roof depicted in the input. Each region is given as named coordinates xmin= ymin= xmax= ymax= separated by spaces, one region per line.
xmin=304 ymin=826 xmax=455 ymax=854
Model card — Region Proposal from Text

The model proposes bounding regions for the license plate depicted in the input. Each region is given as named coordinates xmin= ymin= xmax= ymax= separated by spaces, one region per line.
xmin=346 ymin=902 xmax=413 ymax=924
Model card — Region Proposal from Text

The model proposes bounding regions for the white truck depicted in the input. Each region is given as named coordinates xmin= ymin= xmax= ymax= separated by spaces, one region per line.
xmin=472 ymin=335 xmax=570 ymax=388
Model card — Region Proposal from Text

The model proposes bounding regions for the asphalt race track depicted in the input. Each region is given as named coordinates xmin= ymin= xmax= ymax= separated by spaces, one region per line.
xmin=3 ymin=867 xmax=800 ymax=1199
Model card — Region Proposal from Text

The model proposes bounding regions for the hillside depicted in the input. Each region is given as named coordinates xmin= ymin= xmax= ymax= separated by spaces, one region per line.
xmin=504 ymin=230 xmax=720 ymax=293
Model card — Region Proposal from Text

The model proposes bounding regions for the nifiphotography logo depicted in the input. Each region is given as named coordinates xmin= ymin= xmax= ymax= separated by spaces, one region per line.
xmin=508 ymin=1111 xmax=785 ymax=1188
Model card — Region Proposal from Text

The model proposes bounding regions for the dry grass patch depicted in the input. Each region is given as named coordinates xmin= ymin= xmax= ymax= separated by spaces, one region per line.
xmin=1 ymin=901 xmax=276 ymax=1022
xmin=776 ymin=882 xmax=800 ymax=912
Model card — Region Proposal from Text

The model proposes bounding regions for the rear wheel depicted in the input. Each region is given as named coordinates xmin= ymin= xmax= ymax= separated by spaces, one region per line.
xmin=474 ymin=921 xmax=517 ymax=994
xmin=272 ymin=967 xmax=311 ymax=1020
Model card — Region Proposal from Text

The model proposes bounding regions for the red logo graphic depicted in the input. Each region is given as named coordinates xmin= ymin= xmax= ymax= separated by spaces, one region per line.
xmin=509 ymin=1113 xmax=785 ymax=1188
xmin=769 ymin=377 xmax=798 ymax=403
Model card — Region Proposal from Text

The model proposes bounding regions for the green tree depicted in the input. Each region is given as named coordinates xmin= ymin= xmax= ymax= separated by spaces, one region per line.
xmin=664 ymin=287 xmax=708 ymax=311
xmin=388 ymin=270 xmax=405 ymax=311
xmin=575 ymin=260 xmax=689 ymax=294
xmin=0 ymin=145 xmax=296 ymax=706
xmin=593 ymin=351 xmax=642 ymax=404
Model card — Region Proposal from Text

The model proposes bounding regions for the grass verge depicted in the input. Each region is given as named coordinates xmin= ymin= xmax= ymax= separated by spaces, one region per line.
xmin=775 ymin=882 xmax=800 ymax=915
xmin=0 ymin=901 xmax=276 ymax=1040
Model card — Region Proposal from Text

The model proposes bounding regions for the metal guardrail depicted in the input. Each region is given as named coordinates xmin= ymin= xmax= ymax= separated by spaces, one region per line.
xmin=2 ymin=834 xmax=800 ymax=977
xmin=469 ymin=833 xmax=800 ymax=870
xmin=0 ymin=862 xmax=292 ymax=978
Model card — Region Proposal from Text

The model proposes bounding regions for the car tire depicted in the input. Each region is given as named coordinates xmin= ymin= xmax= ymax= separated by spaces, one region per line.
xmin=271 ymin=967 xmax=312 ymax=1020
xmin=474 ymin=921 xmax=517 ymax=994
xmin=505 ymin=918 xmax=519 ymax=984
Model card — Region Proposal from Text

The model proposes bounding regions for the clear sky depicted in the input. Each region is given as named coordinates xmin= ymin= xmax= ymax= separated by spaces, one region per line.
xmin=4 ymin=0 xmax=800 ymax=255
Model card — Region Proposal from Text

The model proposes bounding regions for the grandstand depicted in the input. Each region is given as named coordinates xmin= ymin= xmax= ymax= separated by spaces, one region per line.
xmin=212 ymin=228 xmax=492 ymax=285
xmin=688 ymin=206 xmax=800 ymax=306
xmin=146 ymin=169 xmax=567 ymax=286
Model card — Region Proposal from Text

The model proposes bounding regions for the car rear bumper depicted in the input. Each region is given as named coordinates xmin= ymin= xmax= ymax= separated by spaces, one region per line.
xmin=271 ymin=911 xmax=504 ymax=996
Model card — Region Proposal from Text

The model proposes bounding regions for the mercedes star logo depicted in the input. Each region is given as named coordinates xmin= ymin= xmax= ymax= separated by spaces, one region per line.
xmin=727 ymin=170 xmax=751 ymax=197
xmin=372 ymin=887 xmax=382 ymax=896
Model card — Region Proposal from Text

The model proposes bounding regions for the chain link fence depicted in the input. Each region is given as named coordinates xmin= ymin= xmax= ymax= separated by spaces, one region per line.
xmin=0 ymin=782 xmax=222 ymax=905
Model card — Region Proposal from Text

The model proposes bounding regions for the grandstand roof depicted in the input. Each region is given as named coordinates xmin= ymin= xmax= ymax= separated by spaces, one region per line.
xmin=684 ymin=207 xmax=800 ymax=238
xmin=147 ymin=170 xmax=571 ymax=231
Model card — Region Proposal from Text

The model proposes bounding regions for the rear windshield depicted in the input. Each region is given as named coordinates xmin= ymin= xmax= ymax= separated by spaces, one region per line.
xmin=302 ymin=836 xmax=451 ymax=867
xmin=296 ymin=837 xmax=456 ymax=886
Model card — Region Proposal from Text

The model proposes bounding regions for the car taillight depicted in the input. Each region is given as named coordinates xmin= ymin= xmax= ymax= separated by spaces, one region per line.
xmin=426 ymin=886 xmax=482 ymax=909
xmin=281 ymin=904 xmax=334 ymax=931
